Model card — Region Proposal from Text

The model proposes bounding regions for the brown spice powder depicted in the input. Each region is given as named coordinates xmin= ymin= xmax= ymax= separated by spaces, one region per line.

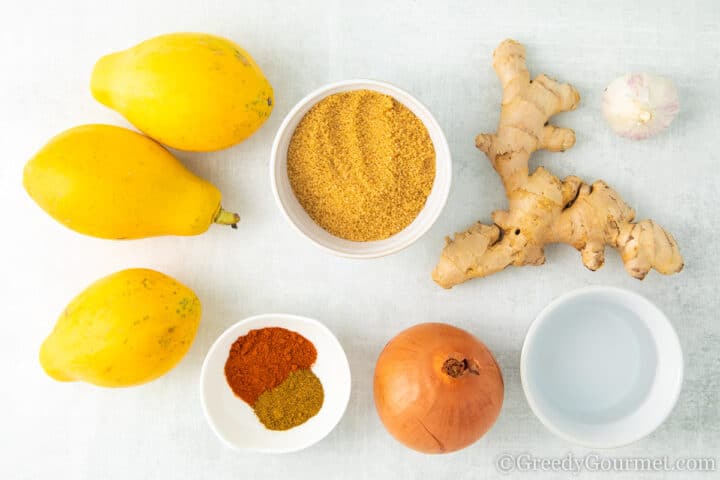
xmin=287 ymin=89 xmax=436 ymax=241
xmin=253 ymin=368 xmax=324 ymax=431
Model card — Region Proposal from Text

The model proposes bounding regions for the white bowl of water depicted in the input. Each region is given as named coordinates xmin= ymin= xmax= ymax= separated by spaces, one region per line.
xmin=521 ymin=286 xmax=683 ymax=448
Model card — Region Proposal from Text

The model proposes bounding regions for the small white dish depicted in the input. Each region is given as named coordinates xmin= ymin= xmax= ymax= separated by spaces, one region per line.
xmin=270 ymin=79 xmax=452 ymax=258
xmin=200 ymin=313 xmax=351 ymax=453
xmin=521 ymin=286 xmax=683 ymax=448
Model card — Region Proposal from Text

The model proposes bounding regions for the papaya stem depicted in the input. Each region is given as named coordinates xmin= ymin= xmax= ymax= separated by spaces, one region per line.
xmin=214 ymin=208 xmax=240 ymax=229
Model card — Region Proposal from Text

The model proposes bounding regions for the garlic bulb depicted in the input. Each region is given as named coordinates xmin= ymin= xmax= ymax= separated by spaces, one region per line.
xmin=602 ymin=73 xmax=679 ymax=140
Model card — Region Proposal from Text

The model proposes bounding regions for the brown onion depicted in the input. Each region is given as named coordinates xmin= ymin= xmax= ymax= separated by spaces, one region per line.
xmin=373 ymin=322 xmax=504 ymax=453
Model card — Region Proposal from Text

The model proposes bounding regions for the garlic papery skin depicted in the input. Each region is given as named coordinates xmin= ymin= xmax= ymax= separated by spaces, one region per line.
xmin=602 ymin=73 xmax=679 ymax=140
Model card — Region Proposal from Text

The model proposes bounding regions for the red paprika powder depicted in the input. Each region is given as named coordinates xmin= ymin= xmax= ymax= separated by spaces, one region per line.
xmin=224 ymin=327 xmax=317 ymax=405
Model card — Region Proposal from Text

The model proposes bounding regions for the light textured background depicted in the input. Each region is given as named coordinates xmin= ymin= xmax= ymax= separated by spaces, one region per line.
xmin=1 ymin=1 xmax=718 ymax=478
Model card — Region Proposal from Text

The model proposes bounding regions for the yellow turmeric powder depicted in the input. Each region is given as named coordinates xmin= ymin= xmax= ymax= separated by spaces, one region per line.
xmin=287 ymin=90 xmax=436 ymax=241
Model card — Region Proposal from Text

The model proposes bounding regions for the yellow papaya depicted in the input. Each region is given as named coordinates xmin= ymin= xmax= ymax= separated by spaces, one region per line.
xmin=40 ymin=268 xmax=201 ymax=387
xmin=23 ymin=124 xmax=239 ymax=239
xmin=91 ymin=32 xmax=274 ymax=151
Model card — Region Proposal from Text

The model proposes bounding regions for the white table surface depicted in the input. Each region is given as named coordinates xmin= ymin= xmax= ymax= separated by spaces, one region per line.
xmin=2 ymin=1 xmax=718 ymax=478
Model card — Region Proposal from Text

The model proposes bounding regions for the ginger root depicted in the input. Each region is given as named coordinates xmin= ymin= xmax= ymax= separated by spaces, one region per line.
xmin=432 ymin=40 xmax=683 ymax=289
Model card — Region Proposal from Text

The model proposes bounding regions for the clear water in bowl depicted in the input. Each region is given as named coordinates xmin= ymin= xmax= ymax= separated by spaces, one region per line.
xmin=525 ymin=296 xmax=658 ymax=425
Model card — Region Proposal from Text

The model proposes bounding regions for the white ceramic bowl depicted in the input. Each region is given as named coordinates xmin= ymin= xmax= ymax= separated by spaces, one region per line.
xmin=200 ymin=314 xmax=352 ymax=453
xmin=521 ymin=286 xmax=683 ymax=448
xmin=270 ymin=79 xmax=452 ymax=258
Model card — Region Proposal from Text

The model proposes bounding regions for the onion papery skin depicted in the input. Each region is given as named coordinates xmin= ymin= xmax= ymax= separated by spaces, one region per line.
xmin=373 ymin=322 xmax=504 ymax=454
